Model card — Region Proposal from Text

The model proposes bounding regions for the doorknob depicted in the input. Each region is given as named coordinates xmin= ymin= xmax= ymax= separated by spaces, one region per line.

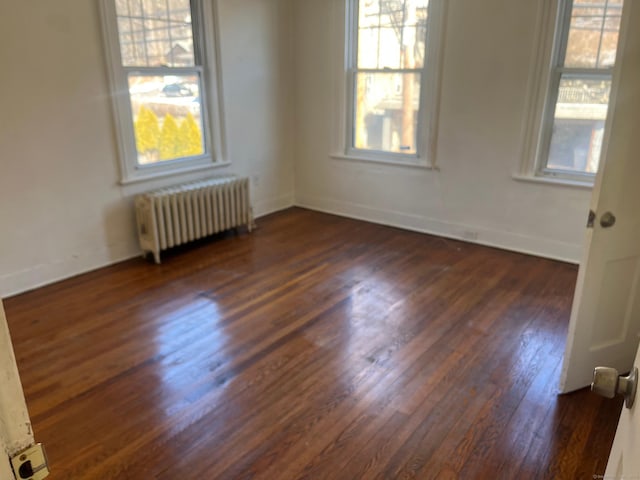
xmin=600 ymin=211 xmax=616 ymax=228
xmin=592 ymin=366 xmax=638 ymax=409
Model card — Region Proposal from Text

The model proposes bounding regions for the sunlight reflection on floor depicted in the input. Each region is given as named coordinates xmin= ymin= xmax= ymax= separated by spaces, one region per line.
xmin=151 ymin=298 xmax=227 ymax=417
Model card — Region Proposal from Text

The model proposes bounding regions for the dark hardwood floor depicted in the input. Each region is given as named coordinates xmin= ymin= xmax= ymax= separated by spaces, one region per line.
xmin=4 ymin=208 xmax=621 ymax=479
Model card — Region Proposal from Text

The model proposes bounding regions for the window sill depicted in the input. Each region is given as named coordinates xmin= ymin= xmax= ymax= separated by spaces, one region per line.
xmin=512 ymin=173 xmax=594 ymax=189
xmin=120 ymin=161 xmax=231 ymax=186
xmin=118 ymin=162 xmax=232 ymax=196
xmin=330 ymin=153 xmax=437 ymax=170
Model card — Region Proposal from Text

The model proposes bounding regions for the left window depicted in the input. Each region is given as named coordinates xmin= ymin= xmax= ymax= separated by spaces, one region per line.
xmin=100 ymin=0 xmax=224 ymax=183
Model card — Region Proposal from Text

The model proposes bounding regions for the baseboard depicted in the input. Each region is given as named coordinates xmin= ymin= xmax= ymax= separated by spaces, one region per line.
xmin=2 ymin=193 xmax=296 ymax=299
xmin=253 ymin=192 xmax=295 ymax=218
xmin=1 ymin=240 xmax=140 ymax=299
xmin=295 ymin=195 xmax=583 ymax=264
xmin=2 ymin=192 xmax=578 ymax=299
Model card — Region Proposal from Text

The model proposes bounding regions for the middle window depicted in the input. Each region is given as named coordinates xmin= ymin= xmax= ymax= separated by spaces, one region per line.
xmin=348 ymin=0 xmax=432 ymax=159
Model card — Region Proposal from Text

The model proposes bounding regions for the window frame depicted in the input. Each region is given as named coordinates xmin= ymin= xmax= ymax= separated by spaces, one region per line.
xmin=99 ymin=0 xmax=227 ymax=184
xmin=533 ymin=0 xmax=620 ymax=183
xmin=333 ymin=0 xmax=446 ymax=168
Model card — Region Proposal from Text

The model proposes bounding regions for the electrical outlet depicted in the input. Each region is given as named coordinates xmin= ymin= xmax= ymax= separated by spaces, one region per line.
xmin=11 ymin=444 xmax=49 ymax=480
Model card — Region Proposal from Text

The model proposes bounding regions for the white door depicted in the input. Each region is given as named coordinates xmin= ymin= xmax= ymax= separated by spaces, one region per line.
xmin=0 ymin=299 xmax=37 ymax=479
xmin=605 ymin=341 xmax=640 ymax=477
xmin=559 ymin=0 xmax=640 ymax=393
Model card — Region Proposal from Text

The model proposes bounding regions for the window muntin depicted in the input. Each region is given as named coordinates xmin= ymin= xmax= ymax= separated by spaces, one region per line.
xmin=349 ymin=0 xmax=430 ymax=157
xmin=539 ymin=0 xmax=623 ymax=178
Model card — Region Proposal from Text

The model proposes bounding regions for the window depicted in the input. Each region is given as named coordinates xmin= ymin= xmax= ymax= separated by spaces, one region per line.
xmin=341 ymin=0 xmax=444 ymax=166
xmin=537 ymin=0 xmax=624 ymax=180
xmin=100 ymin=0 xmax=225 ymax=183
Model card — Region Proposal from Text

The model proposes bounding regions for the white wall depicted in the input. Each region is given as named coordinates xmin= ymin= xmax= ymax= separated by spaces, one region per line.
xmin=0 ymin=0 xmax=295 ymax=297
xmin=0 ymin=0 xmax=595 ymax=297
xmin=292 ymin=0 xmax=592 ymax=263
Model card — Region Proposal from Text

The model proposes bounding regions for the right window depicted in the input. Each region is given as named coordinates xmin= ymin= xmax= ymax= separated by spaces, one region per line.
xmin=539 ymin=0 xmax=624 ymax=178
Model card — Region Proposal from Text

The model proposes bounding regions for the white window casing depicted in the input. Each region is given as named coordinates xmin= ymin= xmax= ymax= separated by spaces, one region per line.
xmin=517 ymin=0 xmax=624 ymax=186
xmin=99 ymin=0 xmax=228 ymax=184
xmin=331 ymin=0 xmax=447 ymax=169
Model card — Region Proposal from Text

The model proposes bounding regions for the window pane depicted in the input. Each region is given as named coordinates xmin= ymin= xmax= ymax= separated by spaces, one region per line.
xmin=598 ymin=10 xmax=623 ymax=67
xmin=115 ymin=0 xmax=195 ymax=67
xmin=564 ymin=0 xmax=624 ymax=68
xmin=353 ymin=72 xmax=421 ymax=154
xmin=547 ymin=76 xmax=611 ymax=173
xmin=357 ymin=0 xmax=429 ymax=69
xmin=128 ymin=74 xmax=205 ymax=165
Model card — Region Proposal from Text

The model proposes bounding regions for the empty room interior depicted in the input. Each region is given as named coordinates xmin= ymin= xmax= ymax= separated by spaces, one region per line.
xmin=1 ymin=0 xmax=639 ymax=478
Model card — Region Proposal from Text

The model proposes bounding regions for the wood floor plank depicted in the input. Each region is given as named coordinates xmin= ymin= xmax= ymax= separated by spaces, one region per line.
xmin=3 ymin=207 xmax=621 ymax=479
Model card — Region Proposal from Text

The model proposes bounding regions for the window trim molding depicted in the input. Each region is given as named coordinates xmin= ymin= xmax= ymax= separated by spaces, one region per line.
xmin=517 ymin=0 xmax=562 ymax=180
xmin=330 ymin=0 xmax=447 ymax=168
xmin=99 ymin=0 xmax=227 ymax=185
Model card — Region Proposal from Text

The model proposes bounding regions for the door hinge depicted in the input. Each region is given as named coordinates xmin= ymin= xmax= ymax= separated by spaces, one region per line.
xmin=10 ymin=444 xmax=49 ymax=480
xmin=587 ymin=209 xmax=596 ymax=228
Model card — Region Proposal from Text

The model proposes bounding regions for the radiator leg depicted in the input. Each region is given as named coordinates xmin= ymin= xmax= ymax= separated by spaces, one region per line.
xmin=153 ymin=251 xmax=161 ymax=265
xmin=248 ymin=208 xmax=255 ymax=233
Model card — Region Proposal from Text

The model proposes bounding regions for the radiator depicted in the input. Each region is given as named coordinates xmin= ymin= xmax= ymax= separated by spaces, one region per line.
xmin=135 ymin=176 xmax=253 ymax=264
